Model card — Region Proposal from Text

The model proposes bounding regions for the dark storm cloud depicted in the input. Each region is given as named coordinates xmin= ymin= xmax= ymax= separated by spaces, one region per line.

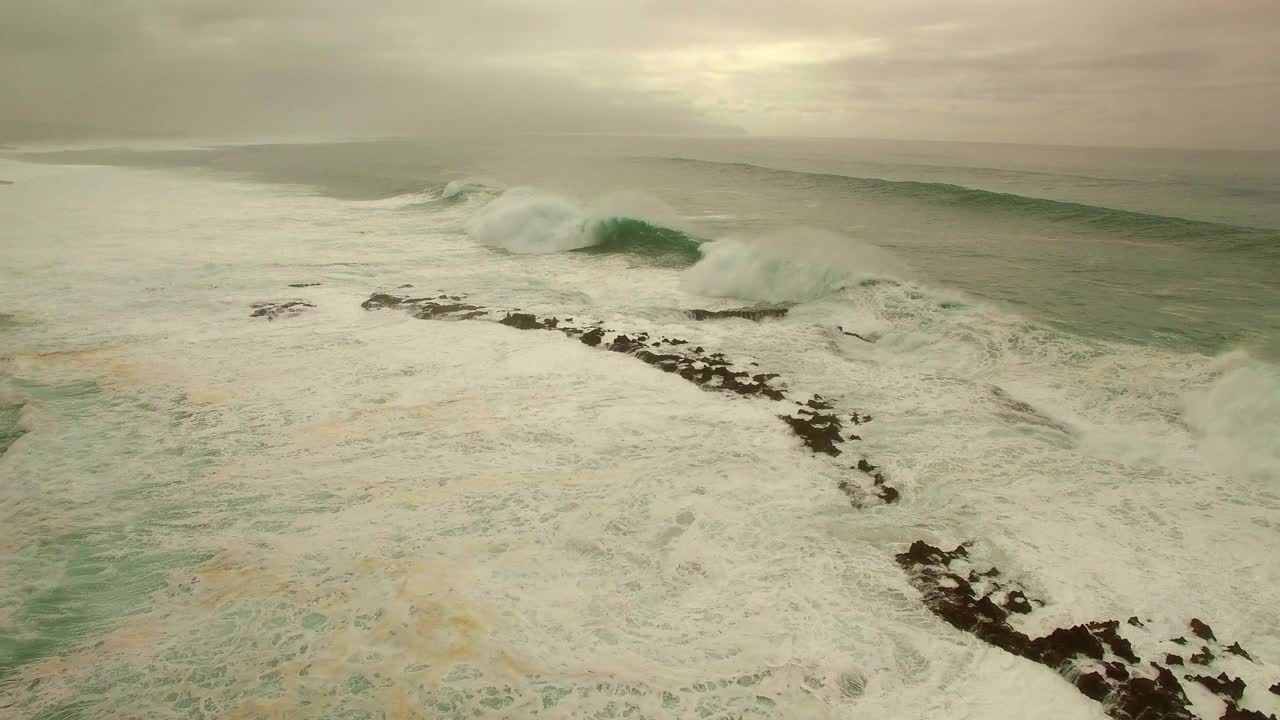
xmin=2 ymin=0 xmax=1277 ymax=148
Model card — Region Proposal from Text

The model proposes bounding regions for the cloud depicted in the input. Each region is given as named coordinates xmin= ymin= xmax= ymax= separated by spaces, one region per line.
xmin=1 ymin=0 xmax=1276 ymax=148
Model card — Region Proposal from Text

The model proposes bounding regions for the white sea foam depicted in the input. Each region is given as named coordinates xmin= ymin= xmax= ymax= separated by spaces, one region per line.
xmin=682 ymin=229 xmax=904 ymax=303
xmin=1 ymin=157 xmax=1276 ymax=720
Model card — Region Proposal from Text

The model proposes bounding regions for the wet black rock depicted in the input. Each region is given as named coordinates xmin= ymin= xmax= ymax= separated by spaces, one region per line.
xmin=1127 ymin=616 xmax=1144 ymax=628
xmin=1172 ymin=637 xmax=1189 ymax=645
xmin=685 ymin=305 xmax=790 ymax=321
xmin=579 ymin=328 xmax=605 ymax=347
xmin=781 ymin=413 xmax=845 ymax=456
xmin=1166 ymin=654 xmax=1185 ymax=666
xmin=249 ymin=300 xmax=314 ymax=320
xmin=1270 ymin=682 xmax=1280 ymax=695
xmin=498 ymin=313 xmax=549 ymax=330
xmin=1222 ymin=706 xmax=1278 ymax=720
xmin=873 ymin=485 xmax=901 ymax=504
xmin=1005 ymin=590 xmax=1032 ymax=614
xmin=895 ymin=541 xmax=1205 ymax=720
xmin=288 ymin=282 xmax=321 ymax=288
xmin=1187 ymin=672 xmax=1245 ymax=701
xmin=361 ymin=293 xmax=403 ymax=310
xmin=1109 ymin=666 xmax=1195 ymax=720
xmin=1190 ymin=647 xmax=1215 ymax=665
xmin=361 ymin=292 xmax=486 ymax=320
xmin=1225 ymin=642 xmax=1253 ymax=661
xmin=411 ymin=302 xmax=484 ymax=320
xmin=1190 ymin=619 xmax=1216 ymax=641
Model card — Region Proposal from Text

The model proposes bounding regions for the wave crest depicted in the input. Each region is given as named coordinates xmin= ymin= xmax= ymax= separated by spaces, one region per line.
xmin=681 ymin=229 xmax=902 ymax=303
xmin=465 ymin=189 xmax=700 ymax=260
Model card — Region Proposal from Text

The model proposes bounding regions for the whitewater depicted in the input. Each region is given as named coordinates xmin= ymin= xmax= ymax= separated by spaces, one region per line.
xmin=1 ymin=138 xmax=1278 ymax=720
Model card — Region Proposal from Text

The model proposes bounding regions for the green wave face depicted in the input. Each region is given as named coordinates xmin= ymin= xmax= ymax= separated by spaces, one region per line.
xmin=575 ymin=217 xmax=704 ymax=265
xmin=885 ymin=178 xmax=1279 ymax=247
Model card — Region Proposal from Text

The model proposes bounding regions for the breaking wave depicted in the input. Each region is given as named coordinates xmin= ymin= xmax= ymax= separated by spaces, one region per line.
xmin=681 ymin=229 xmax=904 ymax=303
xmin=464 ymin=188 xmax=701 ymax=261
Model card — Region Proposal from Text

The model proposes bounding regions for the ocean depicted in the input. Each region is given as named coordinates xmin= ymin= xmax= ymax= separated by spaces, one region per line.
xmin=1 ymin=137 xmax=1277 ymax=719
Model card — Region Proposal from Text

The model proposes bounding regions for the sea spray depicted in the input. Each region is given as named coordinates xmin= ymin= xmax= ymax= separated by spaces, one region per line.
xmin=681 ymin=229 xmax=904 ymax=303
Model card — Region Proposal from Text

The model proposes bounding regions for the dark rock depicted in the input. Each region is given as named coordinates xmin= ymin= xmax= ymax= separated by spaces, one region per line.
xmin=498 ymin=313 xmax=545 ymax=330
xmin=608 ymin=334 xmax=645 ymax=354
xmin=1127 ymin=616 xmax=1144 ymax=628
xmin=288 ymin=282 xmax=321 ymax=288
xmin=873 ymin=485 xmax=900 ymax=504
xmin=1225 ymin=642 xmax=1253 ymax=661
xmin=413 ymin=303 xmax=483 ymax=320
xmin=1186 ymin=672 xmax=1245 ymax=701
xmin=1076 ymin=672 xmax=1111 ymax=701
xmin=1104 ymin=662 xmax=1130 ymax=682
xmin=1088 ymin=620 xmax=1139 ymax=663
xmin=398 ymin=284 xmax=414 ymax=288
xmin=1221 ymin=705 xmax=1278 ymax=720
xmin=1270 ymin=682 xmax=1280 ymax=696
xmin=685 ymin=305 xmax=790 ymax=322
xmin=1108 ymin=666 xmax=1194 ymax=720
xmin=361 ymin=293 xmax=404 ymax=310
xmin=579 ymin=328 xmax=605 ymax=347
xmin=1171 ymin=637 xmax=1188 ymax=645
xmin=1028 ymin=625 xmax=1106 ymax=667
xmin=780 ymin=413 xmax=845 ymax=456
xmin=1165 ymin=654 xmax=1184 ymax=666
xmin=1004 ymin=590 xmax=1032 ymax=614
xmin=1190 ymin=647 xmax=1215 ymax=665
xmin=250 ymin=300 xmax=315 ymax=320
xmin=1190 ymin=619 xmax=1216 ymax=641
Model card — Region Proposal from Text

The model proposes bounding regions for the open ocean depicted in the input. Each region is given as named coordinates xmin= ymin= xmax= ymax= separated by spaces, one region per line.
xmin=2 ymin=137 xmax=1278 ymax=719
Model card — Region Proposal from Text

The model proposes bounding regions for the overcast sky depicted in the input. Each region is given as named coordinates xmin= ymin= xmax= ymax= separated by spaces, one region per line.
xmin=2 ymin=0 xmax=1277 ymax=148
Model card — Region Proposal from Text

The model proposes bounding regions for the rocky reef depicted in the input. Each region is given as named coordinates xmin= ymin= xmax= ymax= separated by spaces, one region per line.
xmin=361 ymin=288 xmax=1279 ymax=719
xmin=361 ymin=291 xmax=897 ymax=507
xmin=896 ymin=541 xmax=1279 ymax=720
xmin=249 ymin=300 xmax=314 ymax=320
xmin=684 ymin=305 xmax=790 ymax=322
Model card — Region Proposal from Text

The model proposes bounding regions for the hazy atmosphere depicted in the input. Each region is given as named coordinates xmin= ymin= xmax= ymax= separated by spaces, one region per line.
xmin=3 ymin=0 xmax=1279 ymax=148
xmin=4 ymin=3 xmax=1280 ymax=719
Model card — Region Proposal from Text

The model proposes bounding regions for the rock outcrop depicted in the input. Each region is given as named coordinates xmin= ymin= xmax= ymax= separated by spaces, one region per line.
xmin=249 ymin=300 xmax=314 ymax=320
xmin=362 ymin=291 xmax=897 ymax=506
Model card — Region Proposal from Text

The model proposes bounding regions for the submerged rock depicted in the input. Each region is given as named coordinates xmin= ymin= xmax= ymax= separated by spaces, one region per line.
xmin=288 ymin=282 xmax=321 ymax=288
xmin=361 ymin=292 xmax=485 ymax=320
xmin=249 ymin=300 xmax=314 ymax=320
xmin=684 ymin=305 xmax=790 ymax=322
xmin=837 ymin=326 xmax=876 ymax=343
